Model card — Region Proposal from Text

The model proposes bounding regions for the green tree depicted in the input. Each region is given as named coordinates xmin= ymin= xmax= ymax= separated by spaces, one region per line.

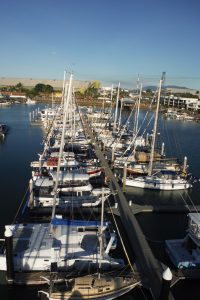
xmin=15 ymin=82 xmax=25 ymax=92
xmin=34 ymin=83 xmax=46 ymax=93
xmin=84 ymin=81 xmax=101 ymax=98
xmin=33 ymin=83 xmax=54 ymax=95
xmin=44 ymin=84 xmax=54 ymax=94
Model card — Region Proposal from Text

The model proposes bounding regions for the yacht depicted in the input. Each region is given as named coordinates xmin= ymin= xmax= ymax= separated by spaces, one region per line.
xmin=126 ymin=170 xmax=192 ymax=190
xmin=0 ymin=218 xmax=124 ymax=280
xmin=30 ymin=172 xmax=110 ymax=208
xmin=165 ymin=213 xmax=200 ymax=268
xmin=26 ymin=98 xmax=36 ymax=105
xmin=38 ymin=273 xmax=140 ymax=300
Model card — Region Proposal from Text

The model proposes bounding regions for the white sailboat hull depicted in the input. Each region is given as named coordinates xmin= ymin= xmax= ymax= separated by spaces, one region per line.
xmin=33 ymin=195 xmax=104 ymax=207
xmin=126 ymin=176 xmax=191 ymax=190
xmin=0 ymin=221 xmax=124 ymax=274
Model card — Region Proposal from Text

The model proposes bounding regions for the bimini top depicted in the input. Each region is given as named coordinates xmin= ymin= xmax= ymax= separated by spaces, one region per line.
xmin=34 ymin=177 xmax=54 ymax=187
xmin=50 ymin=151 xmax=75 ymax=158
xmin=51 ymin=217 xmax=108 ymax=227
xmin=50 ymin=171 xmax=90 ymax=182
xmin=156 ymin=170 xmax=179 ymax=179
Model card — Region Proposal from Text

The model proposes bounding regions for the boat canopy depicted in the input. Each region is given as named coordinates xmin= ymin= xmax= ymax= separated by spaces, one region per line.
xmin=156 ymin=170 xmax=179 ymax=179
xmin=50 ymin=171 xmax=90 ymax=182
xmin=51 ymin=151 xmax=75 ymax=158
xmin=51 ymin=217 xmax=108 ymax=227
xmin=35 ymin=178 xmax=54 ymax=187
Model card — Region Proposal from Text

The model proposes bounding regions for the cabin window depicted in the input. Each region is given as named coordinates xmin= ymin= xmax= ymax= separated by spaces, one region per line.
xmin=78 ymin=228 xmax=84 ymax=232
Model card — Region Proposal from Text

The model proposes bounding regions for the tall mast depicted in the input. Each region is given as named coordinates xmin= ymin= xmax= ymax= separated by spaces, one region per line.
xmin=136 ymin=74 xmax=140 ymax=94
xmin=148 ymin=79 xmax=162 ymax=176
xmin=118 ymin=98 xmax=123 ymax=132
xmin=113 ymin=82 xmax=120 ymax=133
xmin=51 ymin=73 xmax=73 ymax=220
xmin=133 ymin=83 xmax=142 ymax=137
xmin=110 ymin=84 xmax=114 ymax=113
xmin=98 ymin=188 xmax=105 ymax=276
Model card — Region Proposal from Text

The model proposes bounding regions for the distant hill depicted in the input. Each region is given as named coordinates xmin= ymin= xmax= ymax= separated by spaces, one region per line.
xmin=142 ymin=85 xmax=198 ymax=96
xmin=144 ymin=85 xmax=189 ymax=91
xmin=165 ymin=85 xmax=189 ymax=89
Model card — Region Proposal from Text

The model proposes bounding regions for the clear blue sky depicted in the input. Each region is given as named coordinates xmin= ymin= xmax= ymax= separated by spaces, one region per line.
xmin=0 ymin=0 xmax=200 ymax=89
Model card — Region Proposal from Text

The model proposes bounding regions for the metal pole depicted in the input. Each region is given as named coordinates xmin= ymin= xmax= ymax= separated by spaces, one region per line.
xmin=29 ymin=179 xmax=34 ymax=208
xmin=99 ymin=188 xmax=105 ymax=275
xmin=161 ymin=142 xmax=165 ymax=156
xmin=123 ymin=162 xmax=127 ymax=192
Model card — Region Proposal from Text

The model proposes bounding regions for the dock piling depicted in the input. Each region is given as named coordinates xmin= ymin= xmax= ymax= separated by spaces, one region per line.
xmin=4 ymin=226 xmax=14 ymax=284
xmin=159 ymin=267 xmax=173 ymax=300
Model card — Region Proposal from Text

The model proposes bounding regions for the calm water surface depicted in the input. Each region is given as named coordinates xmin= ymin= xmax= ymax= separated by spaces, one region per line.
xmin=0 ymin=105 xmax=200 ymax=299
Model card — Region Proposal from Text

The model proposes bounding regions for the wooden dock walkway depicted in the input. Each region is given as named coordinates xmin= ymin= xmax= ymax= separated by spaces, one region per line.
xmin=81 ymin=114 xmax=169 ymax=300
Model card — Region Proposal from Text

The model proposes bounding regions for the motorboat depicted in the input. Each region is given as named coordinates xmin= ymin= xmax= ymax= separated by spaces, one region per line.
xmin=26 ymin=98 xmax=36 ymax=105
xmin=165 ymin=213 xmax=200 ymax=268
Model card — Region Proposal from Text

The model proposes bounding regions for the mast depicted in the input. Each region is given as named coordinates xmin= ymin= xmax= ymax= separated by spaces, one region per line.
xmin=133 ymin=83 xmax=142 ymax=137
xmin=148 ymin=79 xmax=163 ymax=176
xmin=113 ymin=82 xmax=120 ymax=133
xmin=98 ymin=188 xmax=105 ymax=276
xmin=136 ymin=73 xmax=140 ymax=95
xmin=110 ymin=84 xmax=114 ymax=113
xmin=117 ymin=97 xmax=123 ymax=132
xmin=51 ymin=73 xmax=73 ymax=221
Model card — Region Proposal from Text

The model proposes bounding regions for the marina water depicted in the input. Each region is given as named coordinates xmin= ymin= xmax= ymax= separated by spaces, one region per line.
xmin=0 ymin=104 xmax=200 ymax=299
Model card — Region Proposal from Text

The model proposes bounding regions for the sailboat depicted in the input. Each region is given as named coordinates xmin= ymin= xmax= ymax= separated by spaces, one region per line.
xmin=38 ymin=272 xmax=140 ymax=300
xmin=125 ymin=78 xmax=192 ymax=191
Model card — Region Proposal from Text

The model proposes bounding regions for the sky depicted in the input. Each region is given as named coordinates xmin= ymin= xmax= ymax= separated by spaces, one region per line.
xmin=0 ymin=0 xmax=200 ymax=89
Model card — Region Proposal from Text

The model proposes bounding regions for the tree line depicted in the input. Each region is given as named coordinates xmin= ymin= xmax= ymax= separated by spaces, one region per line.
xmin=1 ymin=80 xmax=130 ymax=101
xmin=0 ymin=82 xmax=54 ymax=98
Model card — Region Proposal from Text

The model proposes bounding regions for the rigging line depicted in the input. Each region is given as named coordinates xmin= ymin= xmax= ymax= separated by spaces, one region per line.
xmin=117 ymin=110 xmax=154 ymax=162
xmin=43 ymin=73 xmax=67 ymax=149
xmin=125 ymin=112 xmax=152 ymax=159
xmin=180 ymin=190 xmax=200 ymax=216
xmin=137 ymin=285 xmax=149 ymax=300
xmin=12 ymin=184 xmax=30 ymax=225
xmin=51 ymin=75 xmax=73 ymax=221
xmin=106 ymin=102 xmax=137 ymax=151
xmin=97 ymin=111 xmax=111 ymax=137
xmin=41 ymin=104 xmax=63 ymax=158
xmin=106 ymin=188 xmax=135 ymax=274
xmin=178 ymin=191 xmax=192 ymax=213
